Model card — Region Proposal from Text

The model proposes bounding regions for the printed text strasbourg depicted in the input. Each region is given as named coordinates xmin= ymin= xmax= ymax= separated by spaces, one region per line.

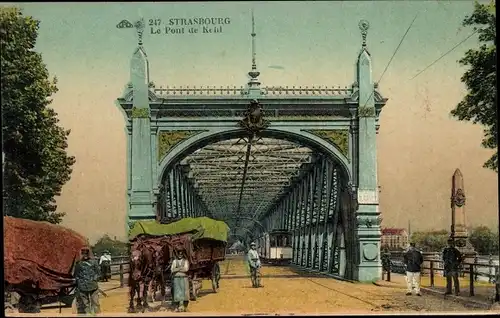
xmin=168 ymin=18 xmax=231 ymax=26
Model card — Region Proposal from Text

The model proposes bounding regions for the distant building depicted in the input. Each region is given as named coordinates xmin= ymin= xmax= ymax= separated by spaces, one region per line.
xmin=227 ymin=241 xmax=245 ymax=254
xmin=381 ymin=228 xmax=409 ymax=250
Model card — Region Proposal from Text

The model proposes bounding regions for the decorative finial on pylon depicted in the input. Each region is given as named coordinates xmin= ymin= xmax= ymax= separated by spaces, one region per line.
xmin=358 ymin=19 xmax=370 ymax=48
xmin=248 ymin=9 xmax=260 ymax=85
xmin=135 ymin=18 xmax=145 ymax=47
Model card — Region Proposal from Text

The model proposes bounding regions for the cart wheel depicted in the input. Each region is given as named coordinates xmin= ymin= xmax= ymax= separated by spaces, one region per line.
xmin=216 ymin=264 xmax=221 ymax=288
xmin=211 ymin=263 xmax=220 ymax=293
xmin=190 ymin=280 xmax=197 ymax=301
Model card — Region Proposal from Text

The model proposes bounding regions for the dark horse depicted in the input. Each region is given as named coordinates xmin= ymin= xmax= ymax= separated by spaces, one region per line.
xmin=128 ymin=242 xmax=155 ymax=313
xmin=148 ymin=243 xmax=169 ymax=305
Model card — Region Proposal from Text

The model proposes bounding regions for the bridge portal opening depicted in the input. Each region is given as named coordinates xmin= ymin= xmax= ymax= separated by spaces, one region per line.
xmin=157 ymin=134 xmax=358 ymax=279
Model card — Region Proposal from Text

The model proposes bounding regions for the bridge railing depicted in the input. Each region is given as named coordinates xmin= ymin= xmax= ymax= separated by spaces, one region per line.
xmin=382 ymin=252 xmax=500 ymax=301
xmin=152 ymin=85 xmax=353 ymax=97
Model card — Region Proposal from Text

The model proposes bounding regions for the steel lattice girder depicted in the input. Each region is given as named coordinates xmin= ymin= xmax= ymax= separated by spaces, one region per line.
xmin=249 ymin=158 xmax=352 ymax=277
xmin=179 ymin=136 xmax=316 ymax=228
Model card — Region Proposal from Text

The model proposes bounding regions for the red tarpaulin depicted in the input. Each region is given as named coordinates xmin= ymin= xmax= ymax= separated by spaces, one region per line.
xmin=4 ymin=216 xmax=90 ymax=292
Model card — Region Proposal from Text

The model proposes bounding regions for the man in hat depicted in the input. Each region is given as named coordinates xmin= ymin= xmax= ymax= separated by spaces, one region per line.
xmin=442 ymin=238 xmax=463 ymax=295
xmin=99 ymin=250 xmax=112 ymax=282
xmin=403 ymin=242 xmax=424 ymax=296
xmin=74 ymin=247 xmax=101 ymax=314
xmin=247 ymin=242 xmax=261 ymax=288
xmin=170 ymin=248 xmax=190 ymax=312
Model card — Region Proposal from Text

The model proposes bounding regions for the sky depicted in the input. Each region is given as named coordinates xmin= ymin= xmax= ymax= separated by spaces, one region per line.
xmin=8 ymin=1 xmax=498 ymax=243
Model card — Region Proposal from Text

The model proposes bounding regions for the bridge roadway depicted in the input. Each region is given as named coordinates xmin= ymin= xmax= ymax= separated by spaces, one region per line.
xmin=40 ymin=255 xmax=488 ymax=315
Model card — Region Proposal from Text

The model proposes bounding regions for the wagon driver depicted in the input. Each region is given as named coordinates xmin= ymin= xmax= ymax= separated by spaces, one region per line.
xmin=74 ymin=247 xmax=101 ymax=314
xmin=247 ymin=242 xmax=262 ymax=288
xmin=170 ymin=248 xmax=190 ymax=312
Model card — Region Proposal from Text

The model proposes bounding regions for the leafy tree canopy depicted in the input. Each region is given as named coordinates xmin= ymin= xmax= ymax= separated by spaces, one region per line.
xmin=469 ymin=225 xmax=499 ymax=254
xmin=451 ymin=1 xmax=497 ymax=171
xmin=91 ymin=235 xmax=128 ymax=257
xmin=1 ymin=7 xmax=75 ymax=223
xmin=410 ymin=230 xmax=449 ymax=252
xmin=410 ymin=226 xmax=498 ymax=254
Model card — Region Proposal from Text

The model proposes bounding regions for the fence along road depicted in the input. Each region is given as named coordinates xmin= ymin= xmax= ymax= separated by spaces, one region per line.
xmin=383 ymin=252 xmax=500 ymax=305
xmin=37 ymin=255 xmax=490 ymax=314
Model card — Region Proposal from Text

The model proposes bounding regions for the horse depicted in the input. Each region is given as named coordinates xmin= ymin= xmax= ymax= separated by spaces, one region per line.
xmin=148 ymin=243 xmax=168 ymax=305
xmin=128 ymin=242 xmax=155 ymax=313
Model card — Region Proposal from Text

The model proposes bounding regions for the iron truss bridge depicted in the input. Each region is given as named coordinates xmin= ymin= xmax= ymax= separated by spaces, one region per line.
xmin=159 ymin=135 xmax=314 ymax=228
xmin=158 ymin=132 xmax=356 ymax=277
xmin=120 ymin=16 xmax=387 ymax=281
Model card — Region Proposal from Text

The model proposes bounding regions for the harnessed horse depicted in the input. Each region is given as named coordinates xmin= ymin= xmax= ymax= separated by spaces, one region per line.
xmin=128 ymin=241 xmax=155 ymax=313
xmin=148 ymin=243 xmax=169 ymax=305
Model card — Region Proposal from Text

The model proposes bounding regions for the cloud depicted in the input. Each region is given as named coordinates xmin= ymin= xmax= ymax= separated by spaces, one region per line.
xmin=268 ymin=65 xmax=285 ymax=70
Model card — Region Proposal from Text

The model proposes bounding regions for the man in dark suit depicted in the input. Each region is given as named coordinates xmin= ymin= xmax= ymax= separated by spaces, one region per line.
xmin=403 ymin=242 xmax=424 ymax=296
xmin=442 ymin=238 xmax=463 ymax=295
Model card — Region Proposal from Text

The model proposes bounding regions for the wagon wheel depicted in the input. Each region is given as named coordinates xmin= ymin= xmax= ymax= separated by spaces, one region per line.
xmin=189 ymin=278 xmax=197 ymax=301
xmin=211 ymin=263 xmax=220 ymax=293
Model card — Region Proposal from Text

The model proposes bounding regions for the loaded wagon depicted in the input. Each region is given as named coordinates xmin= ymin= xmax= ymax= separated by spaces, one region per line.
xmin=128 ymin=217 xmax=229 ymax=301
xmin=4 ymin=216 xmax=90 ymax=313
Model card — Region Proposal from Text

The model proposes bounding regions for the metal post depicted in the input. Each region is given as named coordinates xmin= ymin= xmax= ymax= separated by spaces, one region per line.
xmin=119 ymin=263 xmax=124 ymax=288
xmin=496 ymin=60 xmax=500 ymax=303
xmin=469 ymin=263 xmax=474 ymax=296
xmin=387 ymin=259 xmax=391 ymax=282
xmin=489 ymin=254 xmax=493 ymax=283
xmin=495 ymin=264 xmax=500 ymax=302
xmin=473 ymin=255 xmax=478 ymax=282
xmin=430 ymin=260 xmax=435 ymax=287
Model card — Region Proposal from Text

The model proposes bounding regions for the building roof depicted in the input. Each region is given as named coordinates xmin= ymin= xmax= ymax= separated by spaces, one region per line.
xmin=381 ymin=228 xmax=407 ymax=235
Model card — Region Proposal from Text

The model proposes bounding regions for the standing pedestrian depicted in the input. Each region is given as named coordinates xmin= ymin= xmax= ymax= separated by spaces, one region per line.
xmin=74 ymin=247 xmax=101 ymax=314
xmin=170 ymin=249 xmax=190 ymax=312
xmin=442 ymin=238 xmax=463 ymax=295
xmin=247 ymin=242 xmax=261 ymax=288
xmin=99 ymin=250 xmax=112 ymax=282
xmin=403 ymin=242 xmax=424 ymax=296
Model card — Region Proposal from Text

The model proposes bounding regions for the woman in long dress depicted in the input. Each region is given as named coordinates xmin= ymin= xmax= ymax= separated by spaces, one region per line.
xmin=170 ymin=249 xmax=190 ymax=312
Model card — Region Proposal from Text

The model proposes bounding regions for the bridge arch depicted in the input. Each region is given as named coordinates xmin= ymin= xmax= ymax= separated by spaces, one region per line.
xmin=157 ymin=128 xmax=352 ymax=188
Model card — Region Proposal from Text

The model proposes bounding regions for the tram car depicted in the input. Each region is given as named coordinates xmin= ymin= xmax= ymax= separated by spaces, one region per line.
xmin=256 ymin=229 xmax=292 ymax=265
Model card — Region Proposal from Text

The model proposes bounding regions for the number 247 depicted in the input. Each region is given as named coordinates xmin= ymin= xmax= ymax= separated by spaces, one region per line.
xmin=149 ymin=19 xmax=161 ymax=26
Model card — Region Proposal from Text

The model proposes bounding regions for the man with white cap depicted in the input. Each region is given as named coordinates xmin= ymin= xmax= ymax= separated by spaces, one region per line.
xmin=247 ymin=242 xmax=261 ymax=288
xmin=99 ymin=250 xmax=112 ymax=282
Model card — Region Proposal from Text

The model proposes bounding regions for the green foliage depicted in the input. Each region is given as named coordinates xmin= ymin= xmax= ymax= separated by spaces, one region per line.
xmin=1 ymin=8 xmax=76 ymax=223
xmin=91 ymin=235 xmax=128 ymax=256
xmin=451 ymin=1 xmax=497 ymax=172
xmin=410 ymin=230 xmax=449 ymax=252
xmin=469 ymin=226 xmax=499 ymax=254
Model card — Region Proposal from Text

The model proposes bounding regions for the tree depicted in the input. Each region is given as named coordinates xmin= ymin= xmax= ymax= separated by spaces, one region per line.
xmin=469 ymin=226 xmax=499 ymax=254
xmin=91 ymin=235 xmax=129 ymax=256
xmin=410 ymin=230 xmax=449 ymax=252
xmin=1 ymin=8 xmax=75 ymax=223
xmin=451 ymin=1 xmax=497 ymax=171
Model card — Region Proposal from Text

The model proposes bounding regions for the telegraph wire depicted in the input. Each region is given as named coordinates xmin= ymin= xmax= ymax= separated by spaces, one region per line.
xmin=361 ymin=13 xmax=419 ymax=108
xmin=378 ymin=13 xmax=419 ymax=85
xmin=409 ymin=30 xmax=478 ymax=80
